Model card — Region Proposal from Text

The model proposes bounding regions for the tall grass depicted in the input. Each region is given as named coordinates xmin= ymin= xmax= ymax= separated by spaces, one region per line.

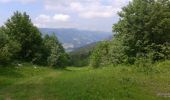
xmin=0 ymin=61 xmax=170 ymax=100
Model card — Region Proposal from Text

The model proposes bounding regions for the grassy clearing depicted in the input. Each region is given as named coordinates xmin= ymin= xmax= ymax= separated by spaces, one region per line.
xmin=0 ymin=61 xmax=170 ymax=100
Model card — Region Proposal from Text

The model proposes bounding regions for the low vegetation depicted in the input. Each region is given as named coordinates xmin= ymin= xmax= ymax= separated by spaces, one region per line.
xmin=0 ymin=61 xmax=170 ymax=100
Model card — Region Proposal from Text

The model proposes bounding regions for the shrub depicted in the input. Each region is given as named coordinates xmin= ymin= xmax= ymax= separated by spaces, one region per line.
xmin=90 ymin=41 xmax=110 ymax=68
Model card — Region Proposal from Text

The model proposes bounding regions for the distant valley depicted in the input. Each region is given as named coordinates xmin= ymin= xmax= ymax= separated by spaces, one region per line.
xmin=40 ymin=28 xmax=113 ymax=52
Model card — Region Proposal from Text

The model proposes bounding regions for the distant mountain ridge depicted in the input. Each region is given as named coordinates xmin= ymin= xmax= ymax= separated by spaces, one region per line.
xmin=39 ymin=28 xmax=113 ymax=51
xmin=70 ymin=42 xmax=98 ymax=55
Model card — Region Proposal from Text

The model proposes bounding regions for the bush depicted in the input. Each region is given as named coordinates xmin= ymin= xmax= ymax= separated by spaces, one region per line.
xmin=109 ymin=37 xmax=128 ymax=65
xmin=90 ymin=49 xmax=101 ymax=68
xmin=135 ymin=54 xmax=154 ymax=74
xmin=90 ymin=41 xmax=110 ymax=68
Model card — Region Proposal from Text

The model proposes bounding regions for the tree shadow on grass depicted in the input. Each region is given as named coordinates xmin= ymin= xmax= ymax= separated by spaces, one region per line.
xmin=51 ymin=67 xmax=74 ymax=72
xmin=63 ymin=68 xmax=74 ymax=72
xmin=0 ymin=67 xmax=23 ymax=78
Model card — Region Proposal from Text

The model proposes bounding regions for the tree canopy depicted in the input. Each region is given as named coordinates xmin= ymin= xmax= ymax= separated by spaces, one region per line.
xmin=90 ymin=0 xmax=170 ymax=67
xmin=0 ymin=11 xmax=69 ymax=68
xmin=114 ymin=0 xmax=170 ymax=62
xmin=1 ymin=11 xmax=42 ymax=61
xmin=43 ymin=34 xmax=69 ymax=67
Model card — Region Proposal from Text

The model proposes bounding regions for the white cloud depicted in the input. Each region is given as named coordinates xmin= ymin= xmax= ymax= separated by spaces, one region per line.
xmin=70 ymin=2 xmax=83 ymax=11
xmin=0 ymin=0 xmax=37 ymax=4
xmin=35 ymin=14 xmax=51 ymax=23
xmin=77 ymin=5 xmax=115 ymax=19
xmin=34 ymin=14 xmax=73 ymax=28
xmin=19 ymin=0 xmax=36 ymax=4
xmin=79 ymin=12 xmax=112 ymax=19
xmin=70 ymin=2 xmax=114 ymax=19
xmin=43 ymin=0 xmax=131 ymax=19
xmin=53 ymin=14 xmax=70 ymax=22
xmin=35 ymin=14 xmax=70 ymax=23
xmin=63 ymin=43 xmax=74 ymax=49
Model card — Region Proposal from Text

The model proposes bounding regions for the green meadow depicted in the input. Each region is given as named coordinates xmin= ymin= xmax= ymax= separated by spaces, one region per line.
xmin=0 ymin=61 xmax=170 ymax=100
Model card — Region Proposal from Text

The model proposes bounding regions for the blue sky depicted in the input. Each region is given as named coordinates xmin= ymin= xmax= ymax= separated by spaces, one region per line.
xmin=0 ymin=0 xmax=131 ymax=32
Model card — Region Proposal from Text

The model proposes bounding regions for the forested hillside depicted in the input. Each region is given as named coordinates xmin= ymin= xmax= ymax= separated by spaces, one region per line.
xmin=40 ymin=28 xmax=112 ymax=52
xmin=69 ymin=42 xmax=98 ymax=67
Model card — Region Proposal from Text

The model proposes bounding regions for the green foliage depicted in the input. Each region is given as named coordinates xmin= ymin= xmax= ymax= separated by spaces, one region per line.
xmin=43 ymin=34 xmax=69 ymax=68
xmin=70 ymin=43 xmax=96 ymax=67
xmin=2 ymin=11 xmax=43 ymax=62
xmin=90 ymin=0 xmax=170 ymax=68
xmin=135 ymin=56 xmax=154 ymax=74
xmin=113 ymin=0 xmax=170 ymax=63
xmin=0 ymin=11 xmax=69 ymax=67
xmin=90 ymin=49 xmax=101 ymax=68
xmin=90 ymin=41 xmax=110 ymax=68
xmin=108 ymin=37 xmax=128 ymax=64
xmin=0 ymin=29 xmax=20 ymax=65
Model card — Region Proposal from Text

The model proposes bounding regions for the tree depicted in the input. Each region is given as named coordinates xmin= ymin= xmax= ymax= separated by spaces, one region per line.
xmin=113 ymin=0 xmax=170 ymax=63
xmin=43 ymin=34 xmax=69 ymax=68
xmin=90 ymin=0 xmax=170 ymax=67
xmin=0 ymin=28 xmax=20 ymax=65
xmin=2 ymin=11 xmax=42 ymax=62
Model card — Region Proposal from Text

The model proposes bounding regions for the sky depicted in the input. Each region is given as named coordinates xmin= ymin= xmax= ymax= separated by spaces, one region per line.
xmin=0 ymin=0 xmax=131 ymax=32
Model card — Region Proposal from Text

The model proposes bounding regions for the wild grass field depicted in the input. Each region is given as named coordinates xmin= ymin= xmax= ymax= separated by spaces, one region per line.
xmin=0 ymin=61 xmax=170 ymax=100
